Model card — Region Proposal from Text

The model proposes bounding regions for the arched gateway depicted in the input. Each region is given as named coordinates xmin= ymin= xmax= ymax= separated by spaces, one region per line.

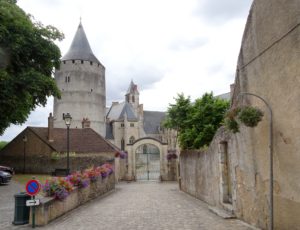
xmin=126 ymin=137 xmax=168 ymax=181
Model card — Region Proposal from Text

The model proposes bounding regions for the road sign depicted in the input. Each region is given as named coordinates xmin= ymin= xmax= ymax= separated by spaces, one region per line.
xmin=26 ymin=199 xmax=40 ymax=207
xmin=25 ymin=179 xmax=41 ymax=196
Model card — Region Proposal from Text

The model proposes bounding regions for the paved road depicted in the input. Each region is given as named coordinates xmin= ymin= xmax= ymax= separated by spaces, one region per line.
xmin=0 ymin=181 xmax=25 ymax=230
xmin=2 ymin=181 xmax=257 ymax=230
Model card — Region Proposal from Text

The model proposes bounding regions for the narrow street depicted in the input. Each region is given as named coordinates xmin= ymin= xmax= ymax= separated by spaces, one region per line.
xmin=1 ymin=181 xmax=257 ymax=230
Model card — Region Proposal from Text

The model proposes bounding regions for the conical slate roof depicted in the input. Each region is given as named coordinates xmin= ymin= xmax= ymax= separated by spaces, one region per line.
xmin=62 ymin=22 xmax=100 ymax=63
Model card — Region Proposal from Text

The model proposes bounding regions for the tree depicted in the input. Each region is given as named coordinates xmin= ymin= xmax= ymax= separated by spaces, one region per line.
xmin=164 ymin=92 xmax=229 ymax=150
xmin=0 ymin=141 xmax=8 ymax=150
xmin=0 ymin=0 xmax=64 ymax=134
xmin=163 ymin=93 xmax=192 ymax=148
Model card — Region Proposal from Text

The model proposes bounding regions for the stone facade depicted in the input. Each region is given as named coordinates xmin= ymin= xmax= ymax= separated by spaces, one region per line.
xmin=106 ymin=81 xmax=177 ymax=181
xmin=180 ymin=1 xmax=300 ymax=229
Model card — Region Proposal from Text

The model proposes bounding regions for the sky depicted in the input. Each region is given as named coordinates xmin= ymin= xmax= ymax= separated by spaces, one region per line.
xmin=0 ymin=0 xmax=253 ymax=141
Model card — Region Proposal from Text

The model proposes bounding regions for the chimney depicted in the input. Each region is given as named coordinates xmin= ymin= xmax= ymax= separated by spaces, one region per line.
xmin=82 ymin=118 xmax=91 ymax=129
xmin=48 ymin=113 xmax=54 ymax=142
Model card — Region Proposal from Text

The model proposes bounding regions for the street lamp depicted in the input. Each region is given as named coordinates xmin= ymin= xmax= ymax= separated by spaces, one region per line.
xmin=63 ymin=113 xmax=72 ymax=175
xmin=22 ymin=135 xmax=27 ymax=173
xmin=239 ymin=92 xmax=273 ymax=230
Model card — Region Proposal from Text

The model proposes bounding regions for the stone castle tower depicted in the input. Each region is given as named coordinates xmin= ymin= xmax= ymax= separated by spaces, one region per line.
xmin=53 ymin=22 xmax=106 ymax=136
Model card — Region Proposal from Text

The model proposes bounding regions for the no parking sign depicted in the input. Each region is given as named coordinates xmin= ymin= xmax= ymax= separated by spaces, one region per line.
xmin=25 ymin=179 xmax=40 ymax=196
xmin=25 ymin=179 xmax=41 ymax=228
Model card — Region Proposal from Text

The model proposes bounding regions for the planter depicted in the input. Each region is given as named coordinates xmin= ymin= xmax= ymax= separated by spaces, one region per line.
xmin=32 ymin=174 xmax=115 ymax=226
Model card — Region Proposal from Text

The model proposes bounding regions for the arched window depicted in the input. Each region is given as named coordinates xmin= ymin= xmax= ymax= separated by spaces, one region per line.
xmin=129 ymin=136 xmax=135 ymax=144
xmin=121 ymin=138 xmax=125 ymax=150
xmin=132 ymin=95 xmax=135 ymax=103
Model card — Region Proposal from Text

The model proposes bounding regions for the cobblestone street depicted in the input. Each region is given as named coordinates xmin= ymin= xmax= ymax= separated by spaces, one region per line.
xmin=1 ymin=181 xmax=258 ymax=230
xmin=0 ymin=181 xmax=24 ymax=230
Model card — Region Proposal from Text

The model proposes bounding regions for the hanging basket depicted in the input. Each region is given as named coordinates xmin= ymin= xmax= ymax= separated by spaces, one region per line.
xmin=238 ymin=106 xmax=264 ymax=127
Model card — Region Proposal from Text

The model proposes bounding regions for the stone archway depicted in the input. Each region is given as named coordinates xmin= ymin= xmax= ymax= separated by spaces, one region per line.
xmin=126 ymin=137 xmax=168 ymax=181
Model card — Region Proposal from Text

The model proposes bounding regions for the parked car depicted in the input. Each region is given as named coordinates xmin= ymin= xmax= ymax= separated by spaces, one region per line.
xmin=0 ymin=165 xmax=14 ymax=175
xmin=0 ymin=170 xmax=12 ymax=184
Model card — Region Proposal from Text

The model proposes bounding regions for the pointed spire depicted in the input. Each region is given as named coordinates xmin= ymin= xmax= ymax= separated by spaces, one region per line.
xmin=126 ymin=80 xmax=139 ymax=95
xmin=62 ymin=22 xmax=100 ymax=63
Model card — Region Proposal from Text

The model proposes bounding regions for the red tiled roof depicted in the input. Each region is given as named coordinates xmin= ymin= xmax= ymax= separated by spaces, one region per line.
xmin=28 ymin=127 xmax=117 ymax=153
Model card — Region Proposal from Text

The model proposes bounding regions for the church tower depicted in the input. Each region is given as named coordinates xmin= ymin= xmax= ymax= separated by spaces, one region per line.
xmin=53 ymin=22 xmax=106 ymax=136
xmin=125 ymin=80 xmax=139 ymax=111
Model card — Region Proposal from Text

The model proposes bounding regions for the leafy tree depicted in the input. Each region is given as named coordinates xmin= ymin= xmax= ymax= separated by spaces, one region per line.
xmin=163 ymin=93 xmax=192 ymax=148
xmin=0 ymin=141 xmax=8 ymax=150
xmin=164 ymin=92 xmax=229 ymax=150
xmin=0 ymin=0 xmax=64 ymax=134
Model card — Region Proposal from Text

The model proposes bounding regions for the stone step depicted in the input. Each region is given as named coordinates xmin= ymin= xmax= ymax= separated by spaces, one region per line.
xmin=208 ymin=206 xmax=236 ymax=219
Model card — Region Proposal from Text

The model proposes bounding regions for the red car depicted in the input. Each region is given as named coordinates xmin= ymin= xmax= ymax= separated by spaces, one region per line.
xmin=0 ymin=166 xmax=14 ymax=175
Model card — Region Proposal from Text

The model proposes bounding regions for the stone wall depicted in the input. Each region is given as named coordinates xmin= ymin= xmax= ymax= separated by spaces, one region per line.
xmin=32 ymin=174 xmax=115 ymax=226
xmin=180 ymin=1 xmax=300 ymax=229
xmin=1 ymin=151 xmax=113 ymax=174
xmin=179 ymin=128 xmax=233 ymax=213
xmin=230 ymin=0 xmax=300 ymax=229
xmin=180 ymin=120 xmax=300 ymax=229
xmin=54 ymin=59 xmax=106 ymax=137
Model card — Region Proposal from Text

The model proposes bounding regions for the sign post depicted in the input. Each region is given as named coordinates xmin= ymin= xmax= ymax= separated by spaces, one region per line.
xmin=25 ymin=179 xmax=41 ymax=228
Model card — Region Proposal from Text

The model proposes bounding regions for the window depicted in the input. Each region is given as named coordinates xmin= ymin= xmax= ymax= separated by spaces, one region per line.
xmin=130 ymin=123 xmax=134 ymax=127
xmin=81 ymin=60 xmax=84 ymax=64
xmin=121 ymin=123 xmax=124 ymax=127
xmin=65 ymin=75 xmax=70 ymax=83
xmin=121 ymin=139 xmax=125 ymax=150
xmin=63 ymin=61 xmax=66 ymax=64
xmin=132 ymin=95 xmax=135 ymax=103
xmin=90 ymin=61 xmax=93 ymax=65
xmin=72 ymin=60 xmax=75 ymax=64
xmin=129 ymin=136 xmax=135 ymax=144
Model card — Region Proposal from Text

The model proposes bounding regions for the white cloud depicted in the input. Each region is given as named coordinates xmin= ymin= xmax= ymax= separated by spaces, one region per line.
xmin=0 ymin=0 xmax=252 ymax=141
